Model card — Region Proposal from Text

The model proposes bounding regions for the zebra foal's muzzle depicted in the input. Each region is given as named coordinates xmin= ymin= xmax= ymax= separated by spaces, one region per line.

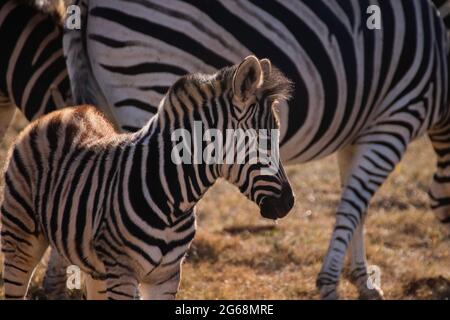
xmin=260 ymin=183 xmax=295 ymax=220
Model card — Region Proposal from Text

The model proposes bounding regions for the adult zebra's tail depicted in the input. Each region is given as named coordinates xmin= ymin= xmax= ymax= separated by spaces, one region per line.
xmin=434 ymin=0 xmax=450 ymax=34
xmin=62 ymin=0 xmax=118 ymax=129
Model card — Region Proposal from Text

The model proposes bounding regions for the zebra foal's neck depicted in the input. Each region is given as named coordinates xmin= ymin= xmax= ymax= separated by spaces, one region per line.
xmin=128 ymin=56 xmax=292 ymax=220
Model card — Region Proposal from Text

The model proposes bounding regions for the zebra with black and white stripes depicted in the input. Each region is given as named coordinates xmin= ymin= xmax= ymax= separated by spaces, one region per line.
xmin=0 ymin=0 xmax=71 ymax=143
xmin=0 ymin=0 xmax=119 ymax=149
xmin=63 ymin=0 xmax=450 ymax=299
xmin=1 ymin=56 xmax=295 ymax=299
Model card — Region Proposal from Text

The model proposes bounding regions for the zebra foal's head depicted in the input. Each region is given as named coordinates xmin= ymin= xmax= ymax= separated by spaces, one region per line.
xmin=163 ymin=56 xmax=295 ymax=220
xmin=222 ymin=56 xmax=294 ymax=220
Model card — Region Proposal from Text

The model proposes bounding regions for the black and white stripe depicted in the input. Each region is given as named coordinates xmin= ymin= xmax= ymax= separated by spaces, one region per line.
xmin=0 ymin=0 xmax=71 ymax=142
xmin=0 ymin=0 xmax=72 ymax=299
xmin=63 ymin=0 xmax=450 ymax=299
xmin=1 ymin=57 xmax=294 ymax=299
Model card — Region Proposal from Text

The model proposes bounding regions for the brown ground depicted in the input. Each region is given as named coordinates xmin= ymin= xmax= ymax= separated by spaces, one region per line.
xmin=0 ymin=112 xmax=449 ymax=300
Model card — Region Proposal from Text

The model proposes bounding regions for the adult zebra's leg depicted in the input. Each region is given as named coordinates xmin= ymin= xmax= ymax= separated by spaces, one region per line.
xmin=428 ymin=127 xmax=450 ymax=233
xmin=337 ymin=146 xmax=384 ymax=300
xmin=0 ymin=97 xmax=16 ymax=144
xmin=317 ymin=139 xmax=405 ymax=299
xmin=347 ymin=223 xmax=384 ymax=299
xmin=42 ymin=249 xmax=70 ymax=299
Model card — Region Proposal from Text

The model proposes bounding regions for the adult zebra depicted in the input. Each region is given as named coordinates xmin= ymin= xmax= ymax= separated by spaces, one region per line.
xmin=63 ymin=0 xmax=450 ymax=299
xmin=0 ymin=0 xmax=118 ymax=147
xmin=0 ymin=0 xmax=70 ymax=145
xmin=1 ymin=56 xmax=295 ymax=299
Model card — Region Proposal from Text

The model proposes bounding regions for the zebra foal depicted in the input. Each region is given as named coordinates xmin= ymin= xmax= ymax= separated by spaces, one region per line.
xmin=0 ymin=56 xmax=294 ymax=299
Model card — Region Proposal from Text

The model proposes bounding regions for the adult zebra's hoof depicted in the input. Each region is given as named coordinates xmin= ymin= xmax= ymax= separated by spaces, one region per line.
xmin=318 ymin=284 xmax=339 ymax=300
xmin=350 ymin=275 xmax=384 ymax=300
xmin=358 ymin=287 xmax=384 ymax=300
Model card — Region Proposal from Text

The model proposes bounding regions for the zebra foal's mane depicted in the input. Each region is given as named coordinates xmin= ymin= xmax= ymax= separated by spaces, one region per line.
xmin=171 ymin=63 xmax=293 ymax=107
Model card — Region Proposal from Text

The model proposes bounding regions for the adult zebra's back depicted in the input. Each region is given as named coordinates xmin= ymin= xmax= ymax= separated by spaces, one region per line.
xmin=65 ymin=0 xmax=450 ymax=299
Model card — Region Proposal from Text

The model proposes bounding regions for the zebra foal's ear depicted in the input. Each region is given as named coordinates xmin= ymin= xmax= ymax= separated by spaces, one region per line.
xmin=232 ymin=55 xmax=264 ymax=104
xmin=260 ymin=58 xmax=272 ymax=77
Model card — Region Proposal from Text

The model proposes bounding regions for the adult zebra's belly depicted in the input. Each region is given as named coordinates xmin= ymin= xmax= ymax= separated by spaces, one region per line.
xmin=84 ymin=0 xmax=447 ymax=164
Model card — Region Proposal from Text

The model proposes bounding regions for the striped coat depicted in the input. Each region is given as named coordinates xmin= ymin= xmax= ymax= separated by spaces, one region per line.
xmin=0 ymin=0 xmax=71 ymax=141
xmin=1 ymin=56 xmax=294 ymax=299
xmin=63 ymin=0 xmax=450 ymax=299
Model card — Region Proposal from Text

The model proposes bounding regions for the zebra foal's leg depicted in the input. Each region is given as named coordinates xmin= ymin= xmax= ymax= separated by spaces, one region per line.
xmin=1 ymin=166 xmax=50 ymax=299
xmin=428 ymin=128 xmax=450 ymax=233
xmin=317 ymin=138 xmax=406 ymax=299
xmin=42 ymin=249 xmax=70 ymax=299
xmin=103 ymin=266 xmax=139 ymax=300
xmin=1 ymin=209 xmax=48 ymax=299
xmin=85 ymin=274 xmax=107 ymax=300
xmin=1 ymin=236 xmax=48 ymax=299
xmin=337 ymin=147 xmax=384 ymax=300
xmin=139 ymin=265 xmax=181 ymax=300
xmin=97 ymin=251 xmax=139 ymax=300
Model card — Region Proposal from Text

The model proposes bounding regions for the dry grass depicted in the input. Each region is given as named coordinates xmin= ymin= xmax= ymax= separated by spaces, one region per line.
xmin=0 ymin=112 xmax=449 ymax=300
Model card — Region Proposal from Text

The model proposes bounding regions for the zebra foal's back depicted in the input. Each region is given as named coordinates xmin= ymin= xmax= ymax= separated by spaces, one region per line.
xmin=0 ymin=105 xmax=115 ymax=298
xmin=2 ymin=105 xmax=116 ymax=249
